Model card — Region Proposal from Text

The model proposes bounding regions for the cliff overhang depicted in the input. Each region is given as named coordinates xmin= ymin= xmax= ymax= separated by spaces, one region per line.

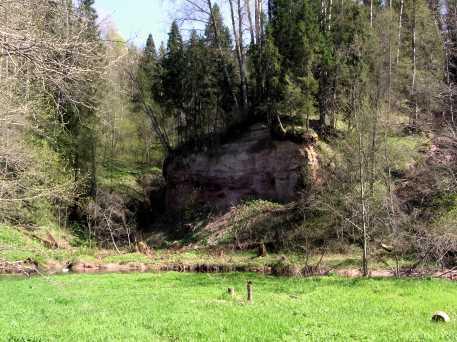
xmin=162 ymin=123 xmax=319 ymax=211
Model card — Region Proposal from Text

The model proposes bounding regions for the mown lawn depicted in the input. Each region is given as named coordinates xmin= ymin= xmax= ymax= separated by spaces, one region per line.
xmin=0 ymin=273 xmax=456 ymax=341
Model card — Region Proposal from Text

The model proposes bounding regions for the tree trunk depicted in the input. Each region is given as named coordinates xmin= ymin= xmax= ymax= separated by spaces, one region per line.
xmin=319 ymin=70 xmax=328 ymax=127
xmin=411 ymin=0 xmax=418 ymax=125
xmin=228 ymin=0 xmax=248 ymax=110
xmin=385 ymin=2 xmax=396 ymax=233
xmin=245 ymin=0 xmax=256 ymax=45
xmin=369 ymin=107 xmax=378 ymax=198
xmin=355 ymin=104 xmax=369 ymax=277
xmin=359 ymin=129 xmax=369 ymax=277
xmin=238 ymin=0 xmax=248 ymax=109
xmin=321 ymin=0 xmax=327 ymax=30
xmin=370 ymin=0 xmax=373 ymax=28
xmin=328 ymin=0 xmax=333 ymax=31
xmin=255 ymin=0 xmax=261 ymax=43
xmin=396 ymin=0 xmax=404 ymax=65
xmin=444 ymin=3 xmax=455 ymax=126
xmin=446 ymin=42 xmax=455 ymax=125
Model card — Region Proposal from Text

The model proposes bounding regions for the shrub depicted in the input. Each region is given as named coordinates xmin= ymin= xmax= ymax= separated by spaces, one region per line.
xmin=84 ymin=190 xmax=137 ymax=250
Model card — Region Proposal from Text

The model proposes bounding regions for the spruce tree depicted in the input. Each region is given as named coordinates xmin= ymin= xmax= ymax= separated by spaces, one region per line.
xmin=162 ymin=21 xmax=186 ymax=143
xmin=163 ymin=21 xmax=184 ymax=107
xmin=80 ymin=0 xmax=97 ymax=21
xmin=205 ymin=3 xmax=239 ymax=113
xmin=77 ymin=0 xmax=100 ymax=197
xmin=205 ymin=4 xmax=232 ymax=49
xmin=266 ymin=0 xmax=321 ymax=126
xmin=183 ymin=30 xmax=214 ymax=141
xmin=49 ymin=0 xmax=102 ymax=198
xmin=252 ymin=28 xmax=283 ymax=122
xmin=145 ymin=34 xmax=157 ymax=61
xmin=137 ymin=34 xmax=161 ymax=103
xmin=204 ymin=6 xmax=237 ymax=117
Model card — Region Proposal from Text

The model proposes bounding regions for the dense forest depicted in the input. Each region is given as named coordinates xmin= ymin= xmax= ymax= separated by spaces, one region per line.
xmin=2 ymin=0 xmax=457 ymax=276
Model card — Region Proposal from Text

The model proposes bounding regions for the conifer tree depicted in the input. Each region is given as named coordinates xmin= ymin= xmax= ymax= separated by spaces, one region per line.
xmin=145 ymin=34 xmax=157 ymax=61
xmin=183 ymin=30 xmax=215 ymax=141
xmin=268 ymin=0 xmax=321 ymax=126
xmin=204 ymin=5 xmax=238 ymax=117
xmin=162 ymin=21 xmax=184 ymax=107
xmin=75 ymin=0 xmax=101 ymax=197
xmin=205 ymin=4 xmax=232 ymax=49
xmin=79 ymin=0 xmax=97 ymax=22
xmin=205 ymin=3 xmax=239 ymax=112
xmin=48 ymin=0 xmax=102 ymax=198
xmin=251 ymin=28 xmax=283 ymax=122
xmin=137 ymin=34 xmax=161 ymax=103
xmin=162 ymin=21 xmax=186 ymax=143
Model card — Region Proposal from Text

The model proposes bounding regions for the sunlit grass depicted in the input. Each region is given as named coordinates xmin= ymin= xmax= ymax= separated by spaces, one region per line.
xmin=0 ymin=273 xmax=456 ymax=341
xmin=387 ymin=134 xmax=429 ymax=172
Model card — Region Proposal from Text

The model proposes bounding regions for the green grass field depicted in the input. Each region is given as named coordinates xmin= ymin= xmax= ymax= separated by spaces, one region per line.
xmin=1 ymin=273 xmax=456 ymax=341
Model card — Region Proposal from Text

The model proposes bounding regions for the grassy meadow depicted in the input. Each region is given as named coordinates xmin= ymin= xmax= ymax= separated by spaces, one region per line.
xmin=1 ymin=273 xmax=456 ymax=341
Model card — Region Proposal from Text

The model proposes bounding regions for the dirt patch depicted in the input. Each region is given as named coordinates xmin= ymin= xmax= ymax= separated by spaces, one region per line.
xmin=335 ymin=269 xmax=394 ymax=277
xmin=136 ymin=241 xmax=154 ymax=257
xmin=0 ymin=259 xmax=38 ymax=275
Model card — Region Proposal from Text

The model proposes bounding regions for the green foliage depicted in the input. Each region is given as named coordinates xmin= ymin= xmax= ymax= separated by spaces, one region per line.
xmin=255 ymin=0 xmax=374 ymax=128
xmin=267 ymin=0 xmax=322 ymax=123
xmin=205 ymin=4 xmax=232 ymax=50
xmin=387 ymin=134 xmax=428 ymax=173
xmin=0 ymin=138 xmax=74 ymax=226
xmin=99 ymin=28 xmax=163 ymax=172
xmin=37 ymin=0 xmax=103 ymax=199
xmin=231 ymin=200 xmax=284 ymax=236
xmin=139 ymin=12 xmax=238 ymax=150
xmin=97 ymin=161 xmax=161 ymax=198
xmin=136 ymin=34 xmax=161 ymax=104
xmin=395 ymin=0 xmax=444 ymax=115
xmin=162 ymin=21 xmax=185 ymax=112
xmin=249 ymin=28 xmax=283 ymax=119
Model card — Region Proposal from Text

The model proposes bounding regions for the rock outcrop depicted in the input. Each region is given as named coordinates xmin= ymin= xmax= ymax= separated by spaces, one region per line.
xmin=164 ymin=123 xmax=318 ymax=211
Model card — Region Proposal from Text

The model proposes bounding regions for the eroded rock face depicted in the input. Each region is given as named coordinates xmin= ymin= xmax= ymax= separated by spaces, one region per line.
xmin=164 ymin=124 xmax=317 ymax=210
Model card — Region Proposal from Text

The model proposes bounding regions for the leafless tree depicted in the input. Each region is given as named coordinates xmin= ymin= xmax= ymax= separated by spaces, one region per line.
xmin=0 ymin=0 xmax=103 ymax=223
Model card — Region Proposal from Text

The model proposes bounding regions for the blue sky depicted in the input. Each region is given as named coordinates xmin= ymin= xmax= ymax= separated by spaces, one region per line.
xmin=94 ymin=0 xmax=175 ymax=47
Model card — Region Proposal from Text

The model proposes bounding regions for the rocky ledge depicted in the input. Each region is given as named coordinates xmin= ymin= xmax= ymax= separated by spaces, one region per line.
xmin=163 ymin=123 xmax=319 ymax=211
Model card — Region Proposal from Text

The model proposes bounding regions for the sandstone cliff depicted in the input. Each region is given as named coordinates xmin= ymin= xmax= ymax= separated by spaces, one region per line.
xmin=163 ymin=123 xmax=318 ymax=211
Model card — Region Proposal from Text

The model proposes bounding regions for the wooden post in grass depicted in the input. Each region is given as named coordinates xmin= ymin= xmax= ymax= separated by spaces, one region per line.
xmin=247 ymin=281 xmax=253 ymax=303
xmin=258 ymin=243 xmax=267 ymax=257
xmin=228 ymin=287 xmax=235 ymax=296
